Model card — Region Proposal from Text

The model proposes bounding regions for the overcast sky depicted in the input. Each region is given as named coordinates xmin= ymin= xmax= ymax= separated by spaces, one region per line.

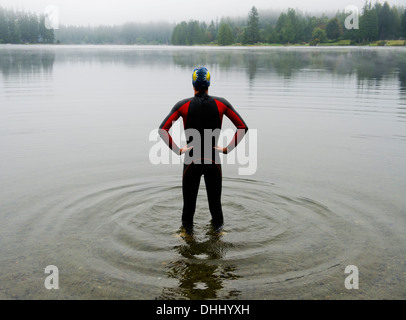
xmin=1 ymin=0 xmax=405 ymax=25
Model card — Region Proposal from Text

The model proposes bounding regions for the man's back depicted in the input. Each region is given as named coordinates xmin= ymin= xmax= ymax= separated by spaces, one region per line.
xmin=159 ymin=92 xmax=248 ymax=163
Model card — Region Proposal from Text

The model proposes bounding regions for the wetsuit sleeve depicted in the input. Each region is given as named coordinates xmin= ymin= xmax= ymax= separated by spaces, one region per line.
xmin=216 ymin=98 xmax=248 ymax=153
xmin=159 ymin=101 xmax=186 ymax=155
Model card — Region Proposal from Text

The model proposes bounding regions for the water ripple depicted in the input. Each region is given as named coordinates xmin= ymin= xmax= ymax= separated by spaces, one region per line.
xmin=13 ymin=175 xmax=366 ymax=299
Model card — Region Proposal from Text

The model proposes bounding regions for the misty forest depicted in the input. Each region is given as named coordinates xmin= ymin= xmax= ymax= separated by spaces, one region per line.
xmin=0 ymin=1 xmax=406 ymax=46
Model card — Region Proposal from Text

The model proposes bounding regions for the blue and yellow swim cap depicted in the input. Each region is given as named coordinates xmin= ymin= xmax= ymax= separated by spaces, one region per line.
xmin=192 ymin=67 xmax=210 ymax=89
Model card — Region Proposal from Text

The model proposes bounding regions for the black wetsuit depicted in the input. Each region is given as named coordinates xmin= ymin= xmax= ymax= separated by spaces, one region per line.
xmin=159 ymin=92 xmax=248 ymax=231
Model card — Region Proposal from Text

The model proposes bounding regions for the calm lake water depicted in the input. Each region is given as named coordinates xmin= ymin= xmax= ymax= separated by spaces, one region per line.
xmin=0 ymin=44 xmax=405 ymax=300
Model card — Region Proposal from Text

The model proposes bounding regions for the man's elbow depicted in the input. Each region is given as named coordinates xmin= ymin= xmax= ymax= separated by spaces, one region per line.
xmin=237 ymin=125 xmax=248 ymax=133
xmin=158 ymin=128 xmax=167 ymax=138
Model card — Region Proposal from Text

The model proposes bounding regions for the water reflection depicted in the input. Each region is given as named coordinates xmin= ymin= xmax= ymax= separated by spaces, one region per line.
xmin=170 ymin=47 xmax=403 ymax=80
xmin=0 ymin=47 xmax=55 ymax=77
xmin=398 ymin=59 xmax=406 ymax=121
xmin=1 ymin=45 xmax=405 ymax=92
xmin=245 ymin=52 xmax=258 ymax=82
xmin=158 ymin=227 xmax=240 ymax=300
xmin=398 ymin=59 xmax=406 ymax=93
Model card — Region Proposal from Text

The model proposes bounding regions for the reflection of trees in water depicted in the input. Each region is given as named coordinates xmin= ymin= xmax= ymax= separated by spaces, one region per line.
xmin=157 ymin=230 xmax=241 ymax=300
xmin=2 ymin=46 xmax=404 ymax=99
xmin=397 ymin=57 xmax=406 ymax=93
xmin=51 ymin=47 xmax=174 ymax=67
xmin=397 ymin=58 xmax=406 ymax=122
xmin=2 ymin=46 xmax=403 ymax=85
xmin=0 ymin=48 xmax=55 ymax=77
xmin=244 ymin=52 xmax=258 ymax=82
xmin=172 ymin=49 xmax=211 ymax=69
xmin=171 ymin=48 xmax=406 ymax=88
xmin=351 ymin=50 xmax=400 ymax=84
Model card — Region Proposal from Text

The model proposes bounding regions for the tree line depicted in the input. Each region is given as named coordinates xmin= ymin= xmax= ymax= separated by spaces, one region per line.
xmin=1 ymin=2 xmax=405 ymax=46
xmin=54 ymin=22 xmax=173 ymax=45
xmin=172 ymin=2 xmax=406 ymax=46
xmin=0 ymin=6 xmax=55 ymax=44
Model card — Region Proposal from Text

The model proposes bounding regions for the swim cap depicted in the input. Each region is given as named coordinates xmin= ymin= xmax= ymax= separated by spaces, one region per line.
xmin=192 ymin=67 xmax=210 ymax=89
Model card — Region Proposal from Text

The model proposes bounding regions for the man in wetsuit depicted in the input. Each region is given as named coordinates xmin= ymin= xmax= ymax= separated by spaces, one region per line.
xmin=159 ymin=67 xmax=248 ymax=234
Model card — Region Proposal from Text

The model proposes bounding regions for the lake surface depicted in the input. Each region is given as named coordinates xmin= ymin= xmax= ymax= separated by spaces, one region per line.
xmin=0 ymin=44 xmax=405 ymax=300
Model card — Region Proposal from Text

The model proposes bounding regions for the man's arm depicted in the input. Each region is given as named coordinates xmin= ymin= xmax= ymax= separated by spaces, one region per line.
xmin=159 ymin=105 xmax=181 ymax=155
xmin=214 ymin=98 xmax=248 ymax=154
xmin=159 ymin=100 xmax=191 ymax=155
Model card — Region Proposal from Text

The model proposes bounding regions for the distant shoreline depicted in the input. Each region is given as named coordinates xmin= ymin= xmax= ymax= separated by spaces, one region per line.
xmin=212 ymin=39 xmax=406 ymax=47
xmin=1 ymin=40 xmax=405 ymax=47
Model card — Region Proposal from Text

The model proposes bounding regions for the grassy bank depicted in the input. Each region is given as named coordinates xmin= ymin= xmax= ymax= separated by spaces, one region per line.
xmin=234 ymin=39 xmax=406 ymax=47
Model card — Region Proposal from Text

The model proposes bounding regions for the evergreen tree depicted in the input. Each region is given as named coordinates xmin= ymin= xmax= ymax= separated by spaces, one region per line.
xmin=7 ymin=10 xmax=21 ymax=43
xmin=0 ymin=7 xmax=8 ymax=43
xmin=188 ymin=20 xmax=206 ymax=45
xmin=359 ymin=1 xmax=379 ymax=42
xmin=391 ymin=6 xmax=402 ymax=39
xmin=171 ymin=21 xmax=188 ymax=45
xmin=286 ymin=8 xmax=300 ymax=42
xmin=206 ymin=20 xmax=217 ymax=43
xmin=0 ymin=7 xmax=55 ymax=44
xmin=378 ymin=1 xmax=395 ymax=39
xmin=275 ymin=10 xmax=296 ymax=44
xmin=295 ymin=14 xmax=308 ymax=43
xmin=171 ymin=20 xmax=206 ymax=45
xmin=28 ymin=13 xmax=40 ymax=43
xmin=263 ymin=23 xmax=278 ymax=43
xmin=39 ymin=14 xmax=54 ymax=43
xmin=401 ymin=8 xmax=406 ymax=38
xmin=245 ymin=6 xmax=260 ymax=44
xmin=217 ymin=23 xmax=234 ymax=45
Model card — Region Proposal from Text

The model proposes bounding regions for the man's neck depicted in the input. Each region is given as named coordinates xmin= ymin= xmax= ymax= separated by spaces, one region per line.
xmin=194 ymin=89 xmax=208 ymax=95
